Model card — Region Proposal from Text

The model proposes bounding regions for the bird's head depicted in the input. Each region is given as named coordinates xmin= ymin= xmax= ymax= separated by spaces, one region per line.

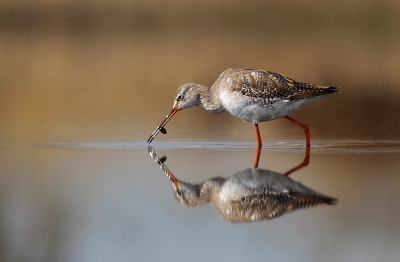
xmin=172 ymin=83 xmax=200 ymax=111
xmin=147 ymin=83 xmax=200 ymax=143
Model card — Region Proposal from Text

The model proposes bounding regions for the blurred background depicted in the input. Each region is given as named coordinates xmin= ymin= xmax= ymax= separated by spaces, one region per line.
xmin=1 ymin=1 xmax=400 ymax=262
xmin=1 ymin=0 xmax=400 ymax=139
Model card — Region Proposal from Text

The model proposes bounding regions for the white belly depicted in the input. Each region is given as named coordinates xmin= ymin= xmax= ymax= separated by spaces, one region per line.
xmin=220 ymin=91 xmax=320 ymax=123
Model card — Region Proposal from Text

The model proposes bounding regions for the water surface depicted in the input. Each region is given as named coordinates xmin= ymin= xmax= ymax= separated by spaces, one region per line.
xmin=1 ymin=137 xmax=399 ymax=262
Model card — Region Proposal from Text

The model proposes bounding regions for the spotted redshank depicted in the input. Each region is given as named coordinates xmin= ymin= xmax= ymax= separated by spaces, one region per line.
xmin=148 ymin=147 xmax=336 ymax=223
xmin=148 ymin=67 xmax=339 ymax=146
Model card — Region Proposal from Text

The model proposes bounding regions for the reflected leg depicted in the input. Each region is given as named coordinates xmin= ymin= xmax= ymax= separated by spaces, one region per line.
xmin=254 ymin=145 xmax=262 ymax=168
xmin=284 ymin=144 xmax=310 ymax=176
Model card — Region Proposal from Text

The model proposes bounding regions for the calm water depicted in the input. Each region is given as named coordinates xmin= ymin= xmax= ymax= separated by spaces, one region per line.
xmin=1 ymin=1 xmax=400 ymax=261
xmin=1 ymin=136 xmax=399 ymax=262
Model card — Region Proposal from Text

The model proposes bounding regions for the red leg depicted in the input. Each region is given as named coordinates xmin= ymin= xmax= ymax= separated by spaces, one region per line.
xmin=254 ymin=145 xmax=262 ymax=168
xmin=285 ymin=116 xmax=310 ymax=147
xmin=284 ymin=143 xmax=310 ymax=176
xmin=254 ymin=123 xmax=263 ymax=147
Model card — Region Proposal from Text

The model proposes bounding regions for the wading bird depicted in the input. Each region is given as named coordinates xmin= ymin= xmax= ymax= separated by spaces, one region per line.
xmin=148 ymin=67 xmax=339 ymax=147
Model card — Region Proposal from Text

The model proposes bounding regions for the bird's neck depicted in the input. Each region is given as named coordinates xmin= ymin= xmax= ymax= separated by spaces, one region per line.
xmin=195 ymin=84 xmax=224 ymax=113
xmin=182 ymin=178 xmax=224 ymax=206
xmin=199 ymin=178 xmax=224 ymax=203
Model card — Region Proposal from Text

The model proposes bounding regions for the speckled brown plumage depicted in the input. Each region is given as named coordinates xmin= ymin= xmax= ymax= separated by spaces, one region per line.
xmin=215 ymin=67 xmax=339 ymax=104
xmin=148 ymin=67 xmax=339 ymax=146
xmin=149 ymin=146 xmax=337 ymax=223
xmin=232 ymin=190 xmax=336 ymax=222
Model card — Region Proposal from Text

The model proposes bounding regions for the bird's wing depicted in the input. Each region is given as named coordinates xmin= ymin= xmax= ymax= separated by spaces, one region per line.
xmin=266 ymin=70 xmax=339 ymax=100
xmin=222 ymin=191 xmax=336 ymax=223
xmin=229 ymin=68 xmax=339 ymax=102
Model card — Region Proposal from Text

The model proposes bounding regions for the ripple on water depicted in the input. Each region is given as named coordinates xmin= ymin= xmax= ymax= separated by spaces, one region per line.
xmin=34 ymin=140 xmax=400 ymax=154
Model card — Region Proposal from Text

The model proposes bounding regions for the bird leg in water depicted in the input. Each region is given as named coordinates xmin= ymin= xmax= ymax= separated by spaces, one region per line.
xmin=284 ymin=116 xmax=310 ymax=147
xmin=254 ymin=123 xmax=262 ymax=147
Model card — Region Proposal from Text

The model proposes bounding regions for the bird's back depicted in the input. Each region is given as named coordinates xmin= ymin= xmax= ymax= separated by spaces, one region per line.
xmin=215 ymin=168 xmax=336 ymax=223
xmin=212 ymin=67 xmax=339 ymax=123
xmin=215 ymin=67 xmax=338 ymax=102
xmin=222 ymin=190 xmax=336 ymax=223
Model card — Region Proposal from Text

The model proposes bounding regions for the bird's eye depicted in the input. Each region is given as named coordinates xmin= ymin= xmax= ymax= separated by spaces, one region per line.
xmin=176 ymin=94 xmax=183 ymax=101
xmin=177 ymin=190 xmax=182 ymax=197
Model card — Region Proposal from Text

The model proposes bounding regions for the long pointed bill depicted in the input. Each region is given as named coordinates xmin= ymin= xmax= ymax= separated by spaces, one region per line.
xmin=148 ymin=146 xmax=178 ymax=185
xmin=164 ymin=166 xmax=178 ymax=185
xmin=147 ymin=107 xmax=178 ymax=143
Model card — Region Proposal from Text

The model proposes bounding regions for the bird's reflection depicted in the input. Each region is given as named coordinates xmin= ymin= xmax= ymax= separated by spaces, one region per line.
xmin=148 ymin=147 xmax=336 ymax=223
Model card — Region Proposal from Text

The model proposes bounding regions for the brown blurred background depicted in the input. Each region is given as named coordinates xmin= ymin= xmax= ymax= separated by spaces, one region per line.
xmin=1 ymin=2 xmax=400 ymax=262
xmin=1 ymin=0 xmax=400 ymax=139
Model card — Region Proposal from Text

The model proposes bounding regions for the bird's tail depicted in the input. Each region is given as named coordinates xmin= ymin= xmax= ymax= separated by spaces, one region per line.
xmin=290 ymin=86 xmax=340 ymax=100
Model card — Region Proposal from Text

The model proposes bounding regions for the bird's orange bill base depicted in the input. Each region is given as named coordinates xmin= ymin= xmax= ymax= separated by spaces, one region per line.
xmin=148 ymin=146 xmax=178 ymax=184
xmin=165 ymin=167 xmax=178 ymax=185
xmin=148 ymin=107 xmax=178 ymax=143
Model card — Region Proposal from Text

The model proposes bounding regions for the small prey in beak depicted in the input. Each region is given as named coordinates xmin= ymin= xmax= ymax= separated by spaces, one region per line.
xmin=147 ymin=107 xmax=178 ymax=143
